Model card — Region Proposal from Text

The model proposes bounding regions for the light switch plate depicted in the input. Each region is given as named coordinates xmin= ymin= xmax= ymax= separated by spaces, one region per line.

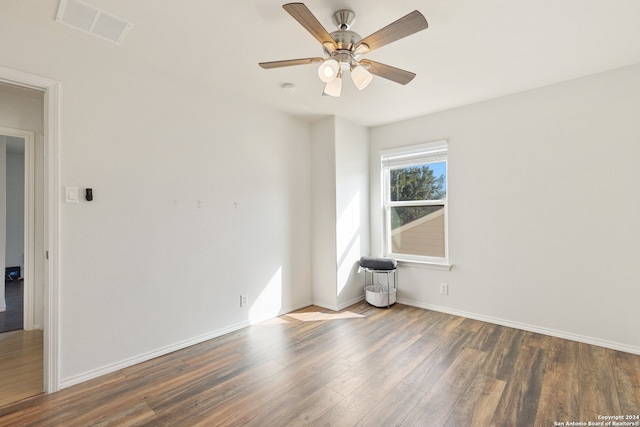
xmin=65 ymin=186 xmax=79 ymax=203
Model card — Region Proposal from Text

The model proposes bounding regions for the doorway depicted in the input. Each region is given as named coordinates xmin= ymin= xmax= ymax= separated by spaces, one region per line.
xmin=0 ymin=123 xmax=42 ymax=407
xmin=0 ymin=66 xmax=61 ymax=398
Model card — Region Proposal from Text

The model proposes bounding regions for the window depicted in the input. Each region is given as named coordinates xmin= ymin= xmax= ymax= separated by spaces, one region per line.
xmin=381 ymin=141 xmax=448 ymax=265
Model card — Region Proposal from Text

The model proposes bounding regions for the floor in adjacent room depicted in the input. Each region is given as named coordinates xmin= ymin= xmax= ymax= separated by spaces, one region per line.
xmin=0 ymin=329 xmax=43 ymax=408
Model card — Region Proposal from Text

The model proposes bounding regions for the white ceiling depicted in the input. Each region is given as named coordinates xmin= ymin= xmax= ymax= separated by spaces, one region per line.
xmin=4 ymin=0 xmax=640 ymax=127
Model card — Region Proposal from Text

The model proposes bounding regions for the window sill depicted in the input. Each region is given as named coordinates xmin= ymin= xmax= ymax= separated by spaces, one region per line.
xmin=396 ymin=259 xmax=453 ymax=271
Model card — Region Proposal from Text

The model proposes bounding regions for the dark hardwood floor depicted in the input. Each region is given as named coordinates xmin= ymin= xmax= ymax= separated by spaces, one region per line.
xmin=0 ymin=302 xmax=638 ymax=426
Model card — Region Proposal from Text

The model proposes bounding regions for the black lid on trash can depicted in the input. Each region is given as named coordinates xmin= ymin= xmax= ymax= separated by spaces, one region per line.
xmin=359 ymin=257 xmax=397 ymax=270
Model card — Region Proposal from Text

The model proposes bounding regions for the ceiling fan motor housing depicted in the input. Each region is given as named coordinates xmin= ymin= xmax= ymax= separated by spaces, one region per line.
xmin=329 ymin=30 xmax=361 ymax=52
xmin=332 ymin=9 xmax=355 ymax=30
xmin=327 ymin=30 xmax=366 ymax=71
xmin=326 ymin=9 xmax=371 ymax=71
xmin=327 ymin=9 xmax=361 ymax=65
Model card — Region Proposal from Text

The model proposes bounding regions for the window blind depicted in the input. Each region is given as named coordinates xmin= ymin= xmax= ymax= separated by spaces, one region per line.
xmin=381 ymin=140 xmax=448 ymax=170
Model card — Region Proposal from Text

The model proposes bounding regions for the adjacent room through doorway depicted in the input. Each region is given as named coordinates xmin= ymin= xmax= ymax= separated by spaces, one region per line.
xmin=0 ymin=86 xmax=46 ymax=406
xmin=1 ymin=134 xmax=26 ymax=334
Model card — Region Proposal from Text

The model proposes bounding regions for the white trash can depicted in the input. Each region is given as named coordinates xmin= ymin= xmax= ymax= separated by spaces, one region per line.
xmin=365 ymin=284 xmax=397 ymax=308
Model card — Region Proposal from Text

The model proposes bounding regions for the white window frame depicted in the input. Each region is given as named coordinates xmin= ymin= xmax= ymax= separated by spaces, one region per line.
xmin=381 ymin=140 xmax=450 ymax=269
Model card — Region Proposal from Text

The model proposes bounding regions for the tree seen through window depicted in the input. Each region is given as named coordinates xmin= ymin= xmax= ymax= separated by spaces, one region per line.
xmin=389 ymin=163 xmax=446 ymax=229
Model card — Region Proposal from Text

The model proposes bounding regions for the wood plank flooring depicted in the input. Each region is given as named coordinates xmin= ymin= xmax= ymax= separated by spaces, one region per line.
xmin=0 ymin=303 xmax=638 ymax=426
xmin=0 ymin=329 xmax=43 ymax=407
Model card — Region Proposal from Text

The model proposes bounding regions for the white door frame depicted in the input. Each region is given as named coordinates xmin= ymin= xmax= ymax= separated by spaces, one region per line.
xmin=0 ymin=66 xmax=61 ymax=392
xmin=0 ymin=126 xmax=36 ymax=330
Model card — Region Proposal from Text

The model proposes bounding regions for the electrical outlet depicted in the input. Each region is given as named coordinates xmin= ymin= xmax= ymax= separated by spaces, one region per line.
xmin=240 ymin=294 xmax=248 ymax=307
xmin=440 ymin=283 xmax=449 ymax=295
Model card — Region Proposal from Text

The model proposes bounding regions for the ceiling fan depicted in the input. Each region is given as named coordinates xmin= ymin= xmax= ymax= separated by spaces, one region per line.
xmin=259 ymin=3 xmax=428 ymax=97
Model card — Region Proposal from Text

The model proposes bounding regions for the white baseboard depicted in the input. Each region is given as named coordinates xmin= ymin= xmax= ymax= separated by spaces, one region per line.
xmin=311 ymin=301 xmax=338 ymax=311
xmin=312 ymin=295 xmax=365 ymax=312
xmin=337 ymin=295 xmax=365 ymax=311
xmin=396 ymin=298 xmax=640 ymax=356
xmin=59 ymin=301 xmax=312 ymax=389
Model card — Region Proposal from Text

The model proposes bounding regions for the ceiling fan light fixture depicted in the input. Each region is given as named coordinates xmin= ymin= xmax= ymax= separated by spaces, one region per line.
xmin=351 ymin=65 xmax=373 ymax=90
xmin=318 ymin=59 xmax=340 ymax=83
xmin=323 ymin=74 xmax=342 ymax=97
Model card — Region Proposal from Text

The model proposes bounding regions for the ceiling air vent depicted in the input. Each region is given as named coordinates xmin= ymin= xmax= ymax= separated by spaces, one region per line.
xmin=56 ymin=0 xmax=132 ymax=44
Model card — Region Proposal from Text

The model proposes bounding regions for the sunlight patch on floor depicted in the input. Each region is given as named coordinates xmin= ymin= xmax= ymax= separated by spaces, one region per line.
xmin=258 ymin=317 xmax=290 ymax=325
xmin=285 ymin=311 xmax=366 ymax=322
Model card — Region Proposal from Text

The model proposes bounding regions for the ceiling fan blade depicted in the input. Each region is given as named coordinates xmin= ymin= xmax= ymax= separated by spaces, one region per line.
xmin=360 ymin=60 xmax=416 ymax=85
xmin=259 ymin=57 xmax=324 ymax=69
xmin=283 ymin=3 xmax=337 ymax=48
xmin=355 ymin=10 xmax=428 ymax=53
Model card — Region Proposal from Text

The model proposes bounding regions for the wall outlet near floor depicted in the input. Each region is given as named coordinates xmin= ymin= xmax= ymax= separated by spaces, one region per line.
xmin=240 ymin=294 xmax=249 ymax=307
xmin=440 ymin=283 xmax=449 ymax=295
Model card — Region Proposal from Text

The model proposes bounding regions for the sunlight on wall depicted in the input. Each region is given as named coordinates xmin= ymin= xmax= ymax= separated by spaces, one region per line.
xmin=249 ymin=266 xmax=282 ymax=322
xmin=336 ymin=192 xmax=361 ymax=294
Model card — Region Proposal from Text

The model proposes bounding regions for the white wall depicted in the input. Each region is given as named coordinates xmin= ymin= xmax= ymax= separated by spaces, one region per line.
xmin=370 ymin=64 xmax=640 ymax=353
xmin=311 ymin=118 xmax=338 ymax=309
xmin=57 ymin=82 xmax=312 ymax=384
xmin=1 ymin=10 xmax=313 ymax=385
xmin=311 ymin=117 xmax=369 ymax=310
xmin=6 ymin=150 xmax=25 ymax=274
xmin=335 ymin=118 xmax=369 ymax=308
